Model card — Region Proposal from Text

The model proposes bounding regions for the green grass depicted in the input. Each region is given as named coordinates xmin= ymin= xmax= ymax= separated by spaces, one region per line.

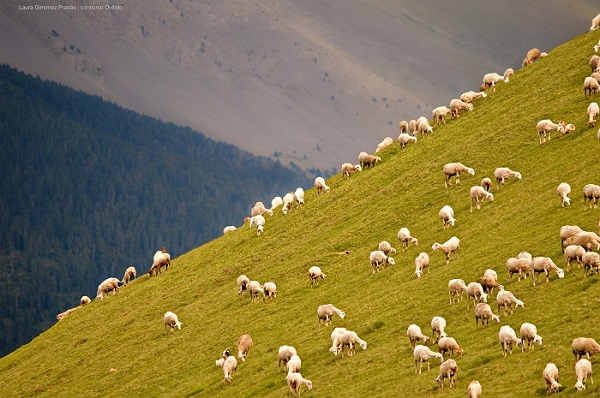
xmin=3 ymin=30 xmax=600 ymax=397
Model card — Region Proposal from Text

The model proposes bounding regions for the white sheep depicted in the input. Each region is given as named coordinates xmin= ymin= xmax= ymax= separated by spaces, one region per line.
xmin=448 ymin=278 xmax=468 ymax=304
xmin=277 ymin=345 xmax=297 ymax=371
xmin=432 ymin=106 xmax=452 ymax=125
xmin=572 ymin=337 xmax=600 ymax=360
xmin=223 ymin=225 xmax=237 ymax=234
xmin=251 ymin=201 xmax=273 ymax=217
xmin=496 ymin=290 xmax=524 ymax=316
xmin=588 ymin=102 xmax=599 ymax=127
xmin=585 ymin=76 xmax=600 ymax=97
xmin=582 ymin=252 xmax=600 ymax=277
xmin=215 ymin=353 xmax=237 ymax=383
xmin=361 ymin=154 xmax=382 ymax=168
xmin=520 ymin=323 xmax=543 ymax=351
xmin=437 ymin=336 xmax=464 ymax=358
xmin=563 ymin=231 xmax=600 ymax=252
xmin=557 ymin=182 xmax=571 ymax=207
xmin=408 ymin=119 xmax=419 ymax=135
xmin=121 ymin=266 xmax=136 ymax=285
xmin=436 ymin=358 xmax=458 ymax=389
xmin=314 ymin=177 xmax=330 ymax=195
xmin=308 ymin=266 xmax=326 ymax=287
xmin=286 ymin=372 xmax=312 ymax=396
xmin=237 ymin=274 xmax=250 ymax=296
xmin=378 ymin=241 xmax=397 ymax=255
xmin=431 ymin=316 xmax=447 ymax=343
xmin=406 ymin=324 xmax=430 ymax=349
xmin=410 ymin=252 xmax=429 ymax=278
xmin=375 ymin=136 xmax=394 ymax=153
xmin=482 ymin=71 xmax=510 ymax=91
xmin=293 ymin=188 xmax=305 ymax=208
xmin=248 ymin=280 xmax=264 ymax=302
xmin=460 ymin=90 xmax=487 ymax=103
xmin=317 ymin=304 xmax=345 ymax=326
xmin=56 ymin=306 xmax=81 ymax=321
xmin=531 ymin=256 xmax=564 ymax=285
xmin=431 ymin=236 xmax=460 ymax=265
xmin=592 ymin=14 xmax=600 ymax=31
xmin=399 ymin=120 xmax=409 ymax=134
xmin=469 ymin=186 xmax=494 ymax=212
xmin=536 ymin=119 xmax=565 ymax=144
xmin=370 ymin=250 xmax=396 ymax=274
xmin=564 ymin=244 xmax=585 ymax=270
xmin=498 ymin=325 xmax=523 ymax=356
xmin=417 ymin=118 xmax=433 ymax=137
xmin=149 ymin=249 xmax=170 ymax=277
xmin=474 ymin=303 xmax=500 ymax=326
xmin=331 ymin=330 xmax=367 ymax=357
xmin=523 ymin=48 xmax=541 ymax=66
xmin=96 ymin=277 xmax=120 ymax=300
xmin=560 ymin=225 xmax=584 ymax=250
xmin=80 ymin=295 xmax=91 ymax=306
xmin=584 ymin=183 xmax=600 ymax=209
xmin=575 ymin=358 xmax=594 ymax=391
xmin=592 ymin=55 xmax=600 ymax=73
xmin=493 ymin=167 xmax=522 ymax=189
xmin=480 ymin=177 xmax=492 ymax=192
xmin=282 ymin=192 xmax=295 ymax=214
xmin=287 ymin=354 xmax=301 ymax=374
xmin=397 ymin=132 xmax=417 ymax=149
xmin=398 ymin=227 xmax=419 ymax=251
xmin=543 ymin=363 xmax=562 ymax=395
xmin=271 ymin=196 xmax=283 ymax=210
xmin=449 ymin=98 xmax=474 ymax=118
xmin=506 ymin=256 xmax=532 ymax=281
xmin=329 ymin=327 xmax=347 ymax=354
xmin=467 ymin=380 xmax=482 ymax=398
xmin=341 ymin=162 xmax=360 ymax=179
xmin=163 ymin=311 xmax=182 ymax=333
xmin=476 ymin=276 xmax=504 ymax=295
xmin=483 ymin=268 xmax=498 ymax=281
xmin=438 ymin=205 xmax=456 ymax=229
xmin=413 ymin=344 xmax=443 ymax=374
xmin=262 ymin=281 xmax=277 ymax=301
xmin=236 ymin=334 xmax=253 ymax=362
xmin=249 ymin=214 xmax=265 ymax=235
xmin=443 ymin=162 xmax=475 ymax=187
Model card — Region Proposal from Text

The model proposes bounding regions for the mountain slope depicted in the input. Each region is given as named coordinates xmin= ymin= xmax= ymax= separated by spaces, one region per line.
xmin=1 ymin=30 xmax=600 ymax=397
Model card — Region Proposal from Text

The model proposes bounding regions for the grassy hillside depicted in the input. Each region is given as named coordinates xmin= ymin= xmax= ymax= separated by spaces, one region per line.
xmin=2 ymin=30 xmax=600 ymax=397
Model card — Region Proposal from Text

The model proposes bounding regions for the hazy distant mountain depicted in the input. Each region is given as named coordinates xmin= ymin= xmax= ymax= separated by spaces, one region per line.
xmin=0 ymin=1 xmax=597 ymax=169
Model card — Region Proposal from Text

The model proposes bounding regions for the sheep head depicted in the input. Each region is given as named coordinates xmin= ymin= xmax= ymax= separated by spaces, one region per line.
xmin=387 ymin=257 xmax=396 ymax=265
xmin=411 ymin=238 xmax=419 ymax=246
xmin=575 ymin=381 xmax=586 ymax=391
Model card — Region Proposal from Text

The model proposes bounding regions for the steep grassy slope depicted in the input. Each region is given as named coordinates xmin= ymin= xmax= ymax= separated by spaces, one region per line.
xmin=2 ymin=30 xmax=600 ymax=397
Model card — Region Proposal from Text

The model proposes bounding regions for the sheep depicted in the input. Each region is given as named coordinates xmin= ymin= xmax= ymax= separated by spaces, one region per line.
xmin=262 ymin=281 xmax=277 ymax=301
xmin=286 ymin=372 xmax=312 ymax=396
xmin=236 ymin=334 xmax=253 ymax=362
xmin=248 ymin=280 xmax=264 ymax=302
xmin=523 ymin=48 xmax=541 ymax=66
xmin=251 ymin=201 xmax=273 ymax=217
xmin=449 ymin=98 xmax=474 ymax=118
xmin=341 ymin=162 xmax=360 ymax=179
xmin=378 ymin=241 xmax=397 ymax=255
xmin=560 ymin=225 xmax=584 ymax=251
xmin=438 ymin=205 xmax=456 ymax=229
xmin=520 ymin=323 xmax=543 ymax=351
xmin=293 ymin=188 xmax=305 ymax=208
xmin=482 ymin=71 xmax=509 ymax=91
xmin=584 ymin=183 xmax=600 ymax=209
xmin=149 ymin=249 xmax=171 ymax=277
xmin=397 ymin=132 xmax=417 ymax=149
xmin=317 ymin=304 xmax=345 ymax=326
xmin=370 ymin=250 xmax=396 ymax=274
xmin=223 ymin=225 xmax=237 ymax=234
xmin=56 ymin=306 xmax=81 ymax=321
xmin=564 ymin=231 xmax=600 ymax=252
xmin=331 ymin=330 xmax=367 ymax=357
xmin=308 ymin=265 xmax=326 ymax=287
xmin=592 ymin=14 xmax=600 ymax=31
xmin=270 ymin=196 xmax=283 ymax=210
xmin=506 ymin=256 xmax=532 ymax=281
xmin=575 ymin=358 xmax=594 ymax=391
xmin=558 ymin=122 xmax=576 ymax=137
xmin=314 ymin=176 xmax=330 ymax=195
xmin=413 ymin=252 xmax=430 ymax=278
xmin=496 ymin=290 xmax=524 ymax=316
xmin=436 ymin=358 xmax=458 ymax=389
xmin=432 ymin=106 xmax=452 ymax=125
xmin=564 ymin=244 xmax=585 ymax=270
xmin=531 ymin=257 xmax=564 ymax=285
xmin=398 ymin=227 xmax=419 ymax=251
xmin=476 ymin=276 xmax=504 ymax=295
xmin=375 ymin=136 xmax=394 ymax=153
xmin=573 ymin=337 xmax=600 ymax=360
xmin=249 ymin=214 xmax=265 ymax=235
xmin=163 ymin=311 xmax=182 ymax=333
xmin=483 ymin=268 xmax=498 ymax=281
xmin=417 ymin=118 xmax=433 ymax=137
xmin=557 ymin=182 xmax=571 ymax=207
xmin=215 ymin=353 xmax=237 ymax=383
xmin=543 ymin=363 xmax=562 ymax=395
xmin=437 ymin=337 xmax=464 ymax=358
xmin=121 ymin=266 xmax=136 ymax=285
xmin=80 ymin=295 xmax=91 ymax=306
xmin=407 ymin=324 xmax=430 ymax=349
xmin=237 ymin=274 xmax=250 ymax=296
xmin=582 ymin=252 xmax=600 ymax=277
xmin=399 ymin=120 xmax=409 ymax=134
xmin=469 ymin=186 xmax=494 ymax=212
xmin=282 ymin=192 xmax=294 ymax=214
xmin=431 ymin=236 xmax=460 ymax=265
xmin=361 ymin=154 xmax=382 ymax=168
xmin=413 ymin=344 xmax=443 ymax=374
xmin=467 ymin=380 xmax=482 ymax=398
xmin=536 ymin=119 xmax=565 ymax=144
xmin=480 ymin=177 xmax=492 ymax=192
xmin=460 ymin=90 xmax=487 ymax=103
xmin=431 ymin=316 xmax=447 ymax=343
xmin=585 ymin=76 xmax=600 ymax=97
xmin=588 ymin=102 xmax=599 ymax=127
xmin=277 ymin=345 xmax=297 ymax=371
xmin=498 ymin=325 xmax=523 ymax=356
xmin=591 ymin=55 xmax=600 ymax=72
xmin=493 ymin=167 xmax=522 ymax=189
xmin=448 ymin=278 xmax=468 ymax=304
xmin=443 ymin=162 xmax=475 ymax=187
xmin=475 ymin=303 xmax=500 ymax=326
xmin=287 ymin=354 xmax=301 ymax=374
xmin=96 ymin=277 xmax=120 ymax=300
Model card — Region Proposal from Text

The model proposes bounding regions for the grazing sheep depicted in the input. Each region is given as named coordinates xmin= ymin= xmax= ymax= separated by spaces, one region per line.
xmin=449 ymin=98 xmax=474 ymax=118
xmin=237 ymin=274 xmax=250 ymax=296
xmin=460 ymin=90 xmax=487 ymax=103
xmin=287 ymin=354 xmax=301 ymax=374
xmin=271 ymin=196 xmax=283 ymax=210
xmin=575 ymin=358 xmax=594 ymax=391
xmin=520 ymin=323 xmax=543 ymax=351
xmin=314 ymin=177 xmax=330 ymax=195
xmin=475 ymin=303 xmax=500 ymax=326
xmin=564 ymin=244 xmax=585 ymax=270
xmin=448 ymin=278 xmax=468 ymax=304
xmin=431 ymin=236 xmax=460 ymax=265
xmin=293 ymin=188 xmax=305 ymax=208
xmin=370 ymin=250 xmax=396 ymax=274
xmin=543 ymin=363 xmax=562 ymax=395
xmin=236 ymin=334 xmax=253 ymax=362
xmin=482 ymin=71 xmax=509 ymax=91
xmin=523 ymin=48 xmax=541 ymax=66
xmin=592 ymin=13 xmax=600 ymax=31
xmin=443 ymin=162 xmax=475 ymax=187
xmin=408 ymin=119 xmax=419 ymax=135
xmin=278 ymin=345 xmax=298 ymax=371
xmin=407 ymin=324 xmax=430 ymax=349
xmin=560 ymin=225 xmax=584 ymax=251
xmin=496 ymin=290 xmax=524 ymax=316
xmin=248 ymin=280 xmax=264 ymax=302
xmin=480 ymin=177 xmax=492 ymax=192
xmin=251 ymin=201 xmax=273 ymax=217
xmin=378 ymin=241 xmax=397 ymax=255
xmin=498 ymin=325 xmax=523 ymax=356
xmin=149 ymin=249 xmax=170 ymax=277
xmin=585 ymin=76 xmax=600 ymax=97
xmin=588 ymin=102 xmax=599 ymax=127
xmin=163 ymin=311 xmax=182 ymax=333
xmin=413 ymin=344 xmax=443 ymax=374
xmin=317 ymin=304 xmax=345 ymax=326
xmin=399 ymin=120 xmax=409 ymax=134
xmin=398 ymin=132 xmax=418 ymax=149
xmin=494 ymin=167 xmax=522 ymax=189
xmin=564 ymin=231 xmax=600 ymax=252
xmin=483 ymin=268 xmax=498 ymax=281
xmin=466 ymin=282 xmax=488 ymax=309
xmin=282 ymin=192 xmax=294 ymax=214
xmin=414 ymin=252 xmax=430 ymax=278
xmin=557 ymin=182 xmax=571 ymax=207
xmin=375 ymin=136 xmax=394 ymax=153
xmin=584 ymin=184 xmax=600 ymax=210
xmin=436 ymin=358 xmax=458 ymax=389
xmin=262 ymin=281 xmax=277 ymax=301
xmin=506 ymin=256 xmax=532 ymax=281
xmin=398 ymin=227 xmax=419 ymax=251
xmin=573 ymin=337 xmax=600 ymax=360
xmin=361 ymin=154 xmax=382 ymax=168
xmin=286 ymin=372 xmax=312 ymax=396
xmin=537 ymin=119 xmax=565 ymax=144
xmin=439 ymin=205 xmax=456 ymax=229
xmin=341 ymin=162 xmax=360 ymax=179
xmin=215 ymin=352 xmax=237 ymax=383
xmin=469 ymin=186 xmax=494 ymax=212
xmin=417 ymin=118 xmax=434 ymax=138
xmin=308 ymin=266 xmax=326 ymax=287
xmin=476 ymin=277 xmax=503 ymax=295
xmin=438 ymin=337 xmax=464 ymax=358
xmin=96 ymin=277 xmax=120 ymax=300
xmin=431 ymin=316 xmax=447 ymax=343
xmin=121 ymin=266 xmax=136 ymax=285
xmin=591 ymin=55 xmax=600 ymax=72
xmin=223 ymin=225 xmax=237 ymax=234
xmin=331 ymin=330 xmax=367 ymax=357
xmin=249 ymin=214 xmax=266 ymax=235
xmin=531 ymin=257 xmax=564 ymax=285
xmin=80 ymin=295 xmax=91 ymax=306
xmin=468 ymin=380 xmax=482 ymax=398
xmin=432 ymin=106 xmax=452 ymax=125
xmin=582 ymin=252 xmax=600 ymax=277
xmin=557 ymin=122 xmax=576 ymax=137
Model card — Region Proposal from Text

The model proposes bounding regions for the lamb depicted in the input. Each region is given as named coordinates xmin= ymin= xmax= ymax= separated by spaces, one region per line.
xmin=96 ymin=277 xmax=120 ymax=300
xmin=237 ymin=274 xmax=250 ymax=296
xmin=314 ymin=176 xmax=330 ymax=195
xmin=417 ymin=118 xmax=433 ymax=137
xmin=575 ymin=358 xmax=594 ymax=391
xmin=286 ymin=372 xmax=312 ymax=396
xmin=317 ymin=304 xmax=345 ymax=326
xmin=248 ymin=280 xmax=264 ymax=302
xmin=370 ymin=250 xmax=396 ymax=274
xmin=584 ymin=183 xmax=600 ymax=209
xmin=431 ymin=236 xmax=460 ymax=265
xmin=251 ymin=201 xmax=273 ymax=217
xmin=378 ymin=241 xmax=397 ymax=255
xmin=460 ymin=90 xmax=487 ymax=103
xmin=431 ymin=316 xmax=447 ymax=343
xmin=531 ymin=256 xmax=564 ymax=285
xmin=331 ymin=330 xmax=367 ymax=357
xmin=436 ymin=358 xmax=458 ymax=389
xmin=437 ymin=336 xmax=464 ymax=358
xmin=236 ymin=334 xmax=253 ymax=362
xmin=443 ymin=162 xmax=475 ymax=187
xmin=469 ymin=186 xmax=494 ymax=212
xmin=398 ymin=227 xmax=419 ymax=251
xmin=582 ymin=252 xmax=600 ymax=277
xmin=592 ymin=13 xmax=600 ymax=31
xmin=163 ymin=311 xmax=182 ymax=333
xmin=413 ymin=344 xmax=443 ymax=374
xmin=496 ymin=290 xmax=524 ymax=316
xmin=406 ymin=324 xmax=430 ymax=349
xmin=223 ymin=225 xmax=237 ymax=234
xmin=414 ymin=252 xmax=430 ymax=278
xmin=449 ymin=98 xmax=474 ymax=118
xmin=493 ymin=167 xmax=522 ymax=189
xmin=520 ymin=323 xmax=543 ymax=351
xmin=80 ymin=295 xmax=91 ymax=306
xmin=557 ymin=182 xmax=571 ymax=207
xmin=282 ymin=192 xmax=294 ymax=214
xmin=523 ymin=48 xmax=541 ymax=66
xmin=588 ymin=102 xmax=599 ymax=127
xmin=476 ymin=276 xmax=504 ymax=295
xmin=270 ymin=196 xmax=283 ymax=210
xmin=375 ymin=136 xmax=394 ymax=153
xmin=432 ymin=106 xmax=452 ymax=125
xmin=573 ymin=337 xmax=600 ymax=360
xmin=560 ymin=225 xmax=584 ymax=251
xmin=584 ymin=76 xmax=600 ymax=97
xmin=277 ymin=345 xmax=297 ymax=371
xmin=498 ymin=325 xmax=523 ymax=356
xmin=215 ymin=352 xmax=237 ymax=383
xmin=536 ymin=119 xmax=565 ymax=144
xmin=467 ymin=380 xmax=482 ymax=398
xmin=506 ymin=256 xmax=532 ymax=281
xmin=361 ymin=154 xmax=382 ymax=168
xmin=564 ymin=244 xmax=585 ymax=269
xmin=397 ymin=132 xmax=417 ymax=149
xmin=121 ymin=266 xmax=136 ymax=285
xmin=480 ymin=177 xmax=492 ymax=192
xmin=563 ymin=231 xmax=600 ymax=252
xmin=262 ymin=281 xmax=277 ymax=301
xmin=249 ymin=214 xmax=266 ymax=235
xmin=287 ymin=354 xmax=301 ymax=374
xmin=149 ymin=249 xmax=170 ymax=277
xmin=448 ymin=278 xmax=468 ymax=304
xmin=543 ymin=363 xmax=562 ymax=395
xmin=293 ymin=188 xmax=305 ymax=208
xmin=438 ymin=205 xmax=456 ymax=229
xmin=308 ymin=265 xmax=326 ymax=287
xmin=474 ymin=303 xmax=500 ymax=326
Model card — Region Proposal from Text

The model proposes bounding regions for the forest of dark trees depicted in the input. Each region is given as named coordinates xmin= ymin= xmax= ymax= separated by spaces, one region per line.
xmin=0 ymin=64 xmax=313 ymax=357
